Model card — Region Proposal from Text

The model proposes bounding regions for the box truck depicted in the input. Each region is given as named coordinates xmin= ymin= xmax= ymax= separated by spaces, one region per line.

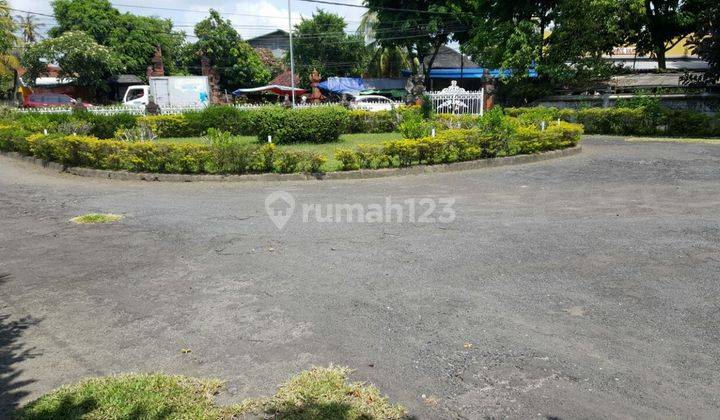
xmin=123 ymin=76 xmax=211 ymax=108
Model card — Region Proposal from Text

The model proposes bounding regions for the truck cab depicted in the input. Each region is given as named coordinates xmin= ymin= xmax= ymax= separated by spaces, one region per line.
xmin=123 ymin=85 xmax=150 ymax=107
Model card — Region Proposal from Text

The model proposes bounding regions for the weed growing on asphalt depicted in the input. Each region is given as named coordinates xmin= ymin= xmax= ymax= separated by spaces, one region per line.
xmin=69 ymin=213 xmax=124 ymax=224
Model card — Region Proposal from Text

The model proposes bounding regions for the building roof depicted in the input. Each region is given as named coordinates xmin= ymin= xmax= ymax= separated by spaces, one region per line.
xmin=424 ymin=45 xmax=479 ymax=69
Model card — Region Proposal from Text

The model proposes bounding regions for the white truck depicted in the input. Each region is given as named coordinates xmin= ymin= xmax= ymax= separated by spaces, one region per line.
xmin=123 ymin=76 xmax=211 ymax=108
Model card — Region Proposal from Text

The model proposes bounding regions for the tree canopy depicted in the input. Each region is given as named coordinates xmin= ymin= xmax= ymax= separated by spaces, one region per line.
xmin=49 ymin=0 xmax=184 ymax=77
xmin=290 ymin=10 xmax=370 ymax=85
xmin=364 ymin=1 xmax=458 ymax=78
xmin=181 ymin=9 xmax=271 ymax=90
xmin=21 ymin=31 xmax=122 ymax=97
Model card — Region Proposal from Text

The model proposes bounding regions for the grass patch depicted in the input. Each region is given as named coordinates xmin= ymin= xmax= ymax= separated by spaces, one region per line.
xmin=155 ymin=133 xmax=402 ymax=172
xmin=69 ymin=213 xmax=123 ymax=224
xmin=15 ymin=367 xmax=408 ymax=420
xmin=232 ymin=366 xmax=407 ymax=419
xmin=625 ymin=137 xmax=720 ymax=144
xmin=15 ymin=374 xmax=224 ymax=420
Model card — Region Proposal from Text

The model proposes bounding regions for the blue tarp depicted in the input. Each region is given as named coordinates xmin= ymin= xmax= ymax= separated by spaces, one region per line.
xmin=428 ymin=68 xmax=538 ymax=79
xmin=317 ymin=77 xmax=365 ymax=94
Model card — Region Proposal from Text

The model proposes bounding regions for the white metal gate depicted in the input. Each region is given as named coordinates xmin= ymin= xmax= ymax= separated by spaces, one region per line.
xmin=428 ymin=81 xmax=485 ymax=115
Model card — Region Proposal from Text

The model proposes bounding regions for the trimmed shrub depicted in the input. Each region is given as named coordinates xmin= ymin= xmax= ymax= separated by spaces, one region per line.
xmin=138 ymin=114 xmax=197 ymax=138
xmin=335 ymin=124 xmax=583 ymax=171
xmin=183 ymin=106 xmax=258 ymax=136
xmin=507 ymin=106 xmax=720 ymax=137
xmin=0 ymin=124 xmax=33 ymax=153
xmin=4 ymin=131 xmax=325 ymax=175
xmin=251 ymin=106 xmax=349 ymax=144
xmin=347 ymin=110 xmax=397 ymax=133
xmin=87 ymin=113 xmax=139 ymax=139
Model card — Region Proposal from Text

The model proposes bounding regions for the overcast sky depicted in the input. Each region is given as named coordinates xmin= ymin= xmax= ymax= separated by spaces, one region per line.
xmin=11 ymin=0 xmax=368 ymax=39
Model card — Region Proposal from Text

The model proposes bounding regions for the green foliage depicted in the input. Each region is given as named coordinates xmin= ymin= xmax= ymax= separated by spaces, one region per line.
xmin=625 ymin=0 xmax=696 ymax=70
xmin=234 ymin=367 xmax=407 ymax=419
xmin=398 ymin=110 xmax=434 ymax=139
xmin=87 ymin=113 xmax=139 ymax=139
xmin=365 ymin=0 xmax=455 ymax=78
xmin=49 ymin=0 xmax=185 ymax=77
xmin=21 ymin=31 xmax=121 ymax=98
xmin=335 ymin=124 xmax=583 ymax=170
xmin=290 ymin=10 xmax=370 ymax=85
xmin=139 ymin=114 xmax=196 ymax=138
xmin=508 ymin=106 xmax=720 ymax=137
xmin=0 ymin=125 xmax=327 ymax=175
xmin=252 ymin=106 xmax=349 ymax=144
xmin=15 ymin=374 xmax=224 ymax=419
xmin=347 ymin=110 xmax=397 ymax=133
xmin=184 ymin=106 xmax=257 ymax=136
xmin=182 ymin=10 xmax=271 ymax=91
xmin=683 ymin=0 xmax=719 ymax=83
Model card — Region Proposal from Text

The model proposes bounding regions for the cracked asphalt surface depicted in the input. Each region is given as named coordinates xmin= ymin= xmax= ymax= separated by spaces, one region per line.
xmin=1 ymin=136 xmax=719 ymax=418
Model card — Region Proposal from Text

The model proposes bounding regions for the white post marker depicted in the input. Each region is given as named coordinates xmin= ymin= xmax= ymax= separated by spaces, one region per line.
xmin=431 ymin=128 xmax=436 ymax=137
xmin=541 ymin=121 xmax=546 ymax=131
xmin=268 ymin=135 xmax=272 ymax=143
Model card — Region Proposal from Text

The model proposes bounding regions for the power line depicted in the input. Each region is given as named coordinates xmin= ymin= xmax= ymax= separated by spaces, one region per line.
xmin=296 ymin=0 xmax=455 ymax=15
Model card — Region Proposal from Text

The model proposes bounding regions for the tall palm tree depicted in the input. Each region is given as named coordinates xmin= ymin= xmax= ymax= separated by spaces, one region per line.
xmin=357 ymin=10 xmax=411 ymax=77
xmin=15 ymin=14 xmax=44 ymax=44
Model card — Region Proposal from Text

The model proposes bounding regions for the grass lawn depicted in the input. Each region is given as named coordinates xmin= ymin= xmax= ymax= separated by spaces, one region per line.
xmin=15 ymin=368 xmax=407 ymax=420
xmin=156 ymin=133 xmax=402 ymax=172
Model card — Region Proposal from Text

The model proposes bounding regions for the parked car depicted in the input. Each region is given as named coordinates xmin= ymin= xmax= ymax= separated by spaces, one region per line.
xmin=22 ymin=93 xmax=91 ymax=109
xmin=349 ymin=95 xmax=396 ymax=112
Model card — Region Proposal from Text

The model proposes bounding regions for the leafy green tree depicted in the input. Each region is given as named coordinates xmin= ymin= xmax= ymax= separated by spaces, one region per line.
xmin=22 ymin=31 xmax=122 ymax=97
xmin=290 ymin=10 xmax=370 ymax=84
xmin=49 ymin=0 xmax=184 ymax=77
xmin=683 ymin=0 xmax=719 ymax=82
xmin=0 ymin=0 xmax=19 ymax=93
xmin=364 ymin=1 xmax=457 ymax=78
xmin=626 ymin=0 xmax=696 ymax=70
xmin=183 ymin=9 xmax=271 ymax=90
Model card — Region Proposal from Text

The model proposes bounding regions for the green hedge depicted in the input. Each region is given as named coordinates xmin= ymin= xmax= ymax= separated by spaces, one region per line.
xmin=0 ymin=128 xmax=326 ymax=174
xmin=250 ymin=106 xmax=349 ymax=143
xmin=335 ymin=122 xmax=583 ymax=170
xmin=506 ymin=106 xmax=720 ymax=137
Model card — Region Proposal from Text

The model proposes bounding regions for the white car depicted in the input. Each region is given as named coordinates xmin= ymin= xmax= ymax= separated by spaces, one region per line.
xmin=349 ymin=95 xmax=396 ymax=112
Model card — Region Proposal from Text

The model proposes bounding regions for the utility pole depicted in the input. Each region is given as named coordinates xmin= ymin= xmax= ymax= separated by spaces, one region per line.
xmin=288 ymin=0 xmax=296 ymax=108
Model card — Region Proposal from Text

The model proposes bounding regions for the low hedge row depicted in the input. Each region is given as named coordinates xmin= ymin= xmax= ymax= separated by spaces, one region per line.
xmin=335 ymin=122 xmax=583 ymax=170
xmin=505 ymin=106 xmax=720 ymax=137
xmin=10 ymin=106 xmax=402 ymax=141
xmin=0 ymin=126 xmax=325 ymax=174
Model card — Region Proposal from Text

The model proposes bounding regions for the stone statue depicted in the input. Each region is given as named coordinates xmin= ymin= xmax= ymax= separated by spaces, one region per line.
xmin=405 ymin=73 xmax=426 ymax=105
xmin=309 ymin=69 xmax=325 ymax=104
xmin=145 ymin=96 xmax=160 ymax=115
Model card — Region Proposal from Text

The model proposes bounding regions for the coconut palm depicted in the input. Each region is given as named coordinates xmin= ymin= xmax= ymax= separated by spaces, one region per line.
xmin=15 ymin=14 xmax=44 ymax=44
xmin=357 ymin=10 xmax=411 ymax=77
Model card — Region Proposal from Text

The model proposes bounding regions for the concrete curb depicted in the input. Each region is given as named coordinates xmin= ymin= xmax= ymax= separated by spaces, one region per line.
xmin=1 ymin=146 xmax=582 ymax=183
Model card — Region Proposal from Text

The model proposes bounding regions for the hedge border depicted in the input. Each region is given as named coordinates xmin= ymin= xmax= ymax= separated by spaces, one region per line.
xmin=1 ymin=145 xmax=582 ymax=182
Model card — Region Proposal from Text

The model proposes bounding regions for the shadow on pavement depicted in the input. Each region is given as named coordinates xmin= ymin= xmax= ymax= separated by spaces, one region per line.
xmin=0 ymin=272 xmax=42 ymax=417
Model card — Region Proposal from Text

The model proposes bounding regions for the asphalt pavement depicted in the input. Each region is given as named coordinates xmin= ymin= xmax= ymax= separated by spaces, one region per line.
xmin=1 ymin=136 xmax=719 ymax=418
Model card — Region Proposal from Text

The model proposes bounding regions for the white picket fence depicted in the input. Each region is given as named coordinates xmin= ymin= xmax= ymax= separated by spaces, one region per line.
xmin=428 ymin=81 xmax=485 ymax=116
